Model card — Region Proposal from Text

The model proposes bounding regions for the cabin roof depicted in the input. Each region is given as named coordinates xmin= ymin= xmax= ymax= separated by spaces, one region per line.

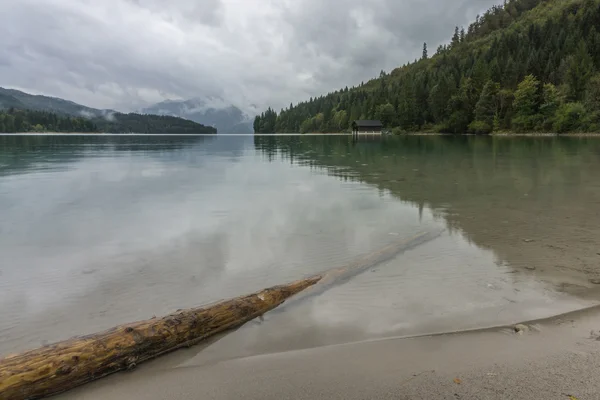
xmin=352 ymin=120 xmax=383 ymax=127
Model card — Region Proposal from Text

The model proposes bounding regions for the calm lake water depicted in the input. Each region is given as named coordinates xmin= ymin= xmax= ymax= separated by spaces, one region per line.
xmin=2 ymin=134 xmax=600 ymax=358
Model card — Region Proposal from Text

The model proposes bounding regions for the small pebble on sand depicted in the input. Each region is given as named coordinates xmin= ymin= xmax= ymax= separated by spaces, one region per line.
xmin=589 ymin=279 xmax=600 ymax=285
xmin=514 ymin=324 xmax=529 ymax=334
xmin=525 ymin=266 xmax=536 ymax=271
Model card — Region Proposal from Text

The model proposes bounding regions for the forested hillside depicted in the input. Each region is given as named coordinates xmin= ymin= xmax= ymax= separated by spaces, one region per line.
xmin=0 ymin=88 xmax=218 ymax=134
xmin=254 ymin=0 xmax=600 ymax=134
xmin=0 ymin=87 xmax=111 ymax=117
xmin=0 ymin=108 xmax=217 ymax=134
xmin=0 ymin=109 xmax=97 ymax=133
xmin=94 ymin=113 xmax=217 ymax=134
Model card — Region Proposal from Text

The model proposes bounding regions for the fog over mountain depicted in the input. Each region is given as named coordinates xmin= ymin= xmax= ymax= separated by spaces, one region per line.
xmin=141 ymin=97 xmax=253 ymax=133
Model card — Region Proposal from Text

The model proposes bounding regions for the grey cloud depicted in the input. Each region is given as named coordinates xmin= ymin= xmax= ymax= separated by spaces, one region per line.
xmin=280 ymin=0 xmax=499 ymax=94
xmin=0 ymin=0 xmax=499 ymax=115
xmin=127 ymin=0 xmax=225 ymax=26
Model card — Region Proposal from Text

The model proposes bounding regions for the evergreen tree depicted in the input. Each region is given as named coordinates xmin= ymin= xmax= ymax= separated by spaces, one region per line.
xmin=398 ymin=79 xmax=417 ymax=130
xmin=253 ymin=116 xmax=261 ymax=133
xmin=566 ymin=40 xmax=594 ymax=101
xmin=451 ymin=26 xmax=460 ymax=47
xmin=422 ymin=43 xmax=428 ymax=60
xmin=539 ymin=83 xmax=561 ymax=129
xmin=375 ymin=103 xmax=396 ymax=128
xmin=428 ymin=74 xmax=455 ymax=123
xmin=584 ymin=74 xmax=600 ymax=111
xmin=470 ymin=80 xmax=500 ymax=133
xmin=584 ymin=74 xmax=600 ymax=129
xmin=447 ymin=78 xmax=478 ymax=133
xmin=512 ymin=74 xmax=542 ymax=131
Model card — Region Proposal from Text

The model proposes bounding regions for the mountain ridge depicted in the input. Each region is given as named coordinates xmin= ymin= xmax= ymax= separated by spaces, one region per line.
xmin=0 ymin=88 xmax=216 ymax=134
xmin=0 ymin=87 xmax=115 ymax=118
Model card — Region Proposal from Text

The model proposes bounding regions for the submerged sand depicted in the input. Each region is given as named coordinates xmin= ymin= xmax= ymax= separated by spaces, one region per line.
xmin=53 ymin=221 xmax=600 ymax=400
xmin=59 ymin=306 xmax=600 ymax=400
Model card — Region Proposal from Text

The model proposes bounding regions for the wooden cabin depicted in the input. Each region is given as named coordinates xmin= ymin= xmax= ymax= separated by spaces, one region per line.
xmin=351 ymin=120 xmax=383 ymax=135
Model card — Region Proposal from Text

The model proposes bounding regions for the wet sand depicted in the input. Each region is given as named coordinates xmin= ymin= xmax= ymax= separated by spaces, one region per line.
xmin=59 ymin=306 xmax=600 ymax=400
xmin=53 ymin=227 xmax=600 ymax=400
xmin=52 ymin=214 xmax=600 ymax=399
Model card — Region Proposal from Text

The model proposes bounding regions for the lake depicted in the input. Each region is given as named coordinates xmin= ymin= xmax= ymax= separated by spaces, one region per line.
xmin=1 ymin=134 xmax=600 ymax=360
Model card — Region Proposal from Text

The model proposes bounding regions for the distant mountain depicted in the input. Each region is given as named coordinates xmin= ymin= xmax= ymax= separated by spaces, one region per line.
xmin=0 ymin=87 xmax=216 ymax=134
xmin=93 ymin=113 xmax=216 ymax=134
xmin=0 ymin=87 xmax=114 ymax=118
xmin=141 ymin=98 xmax=253 ymax=133
xmin=0 ymin=91 xmax=26 ymax=110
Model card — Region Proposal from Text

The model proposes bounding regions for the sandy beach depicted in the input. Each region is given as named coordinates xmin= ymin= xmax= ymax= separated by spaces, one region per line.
xmin=57 ymin=305 xmax=600 ymax=400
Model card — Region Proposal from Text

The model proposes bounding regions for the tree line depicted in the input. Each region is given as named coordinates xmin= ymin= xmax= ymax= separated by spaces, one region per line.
xmin=254 ymin=0 xmax=600 ymax=134
xmin=0 ymin=108 xmax=217 ymax=134
xmin=0 ymin=108 xmax=97 ymax=133
xmin=94 ymin=113 xmax=217 ymax=134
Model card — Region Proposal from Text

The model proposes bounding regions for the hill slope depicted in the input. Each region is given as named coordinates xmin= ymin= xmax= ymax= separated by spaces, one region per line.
xmin=93 ymin=113 xmax=217 ymax=134
xmin=0 ymin=88 xmax=217 ymax=133
xmin=0 ymin=108 xmax=217 ymax=134
xmin=141 ymin=98 xmax=253 ymax=133
xmin=0 ymin=92 xmax=27 ymax=110
xmin=254 ymin=0 xmax=600 ymax=134
xmin=0 ymin=87 xmax=114 ymax=118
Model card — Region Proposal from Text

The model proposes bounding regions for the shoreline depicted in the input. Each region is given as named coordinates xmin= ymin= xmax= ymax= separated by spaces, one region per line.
xmin=257 ymin=132 xmax=600 ymax=137
xmin=5 ymin=131 xmax=600 ymax=137
xmin=399 ymin=132 xmax=600 ymax=137
xmin=58 ymin=301 xmax=600 ymax=400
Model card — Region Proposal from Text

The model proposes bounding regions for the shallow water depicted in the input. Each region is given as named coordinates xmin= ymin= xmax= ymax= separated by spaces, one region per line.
xmin=1 ymin=134 xmax=600 ymax=357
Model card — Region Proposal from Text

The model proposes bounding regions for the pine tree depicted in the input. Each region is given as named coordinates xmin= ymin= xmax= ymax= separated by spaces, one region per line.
xmin=398 ymin=79 xmax=417 ymax=130
xmin=447 ymin=78 xmax=478 ymax=133
xmin=566 ymin=40 xmax=594 ymax=101
xmin=585 ymin=74 xmax=600 ymax=112
xmin=539 ymin=83 xmax=561 ymax=129
xmin=428 ymin=74 xmax=455 ymax=123
xmin=512 ymin=74 xmax=542 ymax=131
xmin=474 ymin=81 xmax=500 ymax=127
xmin=422 ymin=43 xmax=428 ymax=60
xmin=471 ymin=58 xmax=490 ymax=91
xmin=489 ymin=59 xmax=502 ymax=82
xmin=452 ymin=26 xmax=460 ymax=47
xmin=253 ymin=115 xmax=260 ymax=133
xmin=503 ymin=57 xmax=519 ymax=88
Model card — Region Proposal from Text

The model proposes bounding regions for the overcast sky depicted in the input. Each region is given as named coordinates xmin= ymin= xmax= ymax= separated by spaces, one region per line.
xmin=0 ymin=0 xmax=499 ymax=115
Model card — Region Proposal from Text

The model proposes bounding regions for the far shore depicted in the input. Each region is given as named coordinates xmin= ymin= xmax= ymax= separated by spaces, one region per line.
xmin=401 ymin=131 xmax=600 ymax=137
xmin=2 ymin=132 xmax=219 ymax=135
xmin=5 ymin=131 xmax=600 ymax=136
xmin=286 ymin=131 xmax=600 ymax=136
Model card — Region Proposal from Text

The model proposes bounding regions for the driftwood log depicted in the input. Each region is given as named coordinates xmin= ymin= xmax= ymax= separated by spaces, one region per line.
xmin=0 ymin=275 xmax=321 ymax=400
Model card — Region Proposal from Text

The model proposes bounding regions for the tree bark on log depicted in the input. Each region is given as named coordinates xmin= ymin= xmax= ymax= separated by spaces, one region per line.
xmin=0 ymin=275 xmax=321 ymax=400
